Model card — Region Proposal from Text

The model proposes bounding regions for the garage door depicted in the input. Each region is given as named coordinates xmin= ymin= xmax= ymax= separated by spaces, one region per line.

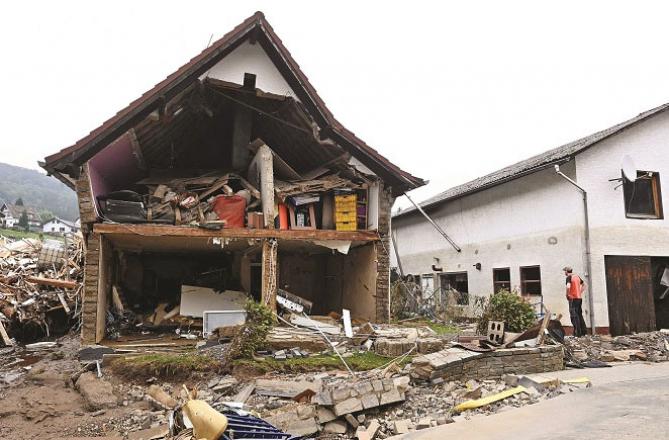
xmin=605 ymin=255 xmax=656 ymax=336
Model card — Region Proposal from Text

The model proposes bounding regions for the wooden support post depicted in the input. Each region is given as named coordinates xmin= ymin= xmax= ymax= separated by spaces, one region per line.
xmin=248 ymin=143 xmax=275 ymax=229
xmin=261 ymin=239 xmax=278 ymax=312
xmin=95 ymin=236 xmax=112 ymax=343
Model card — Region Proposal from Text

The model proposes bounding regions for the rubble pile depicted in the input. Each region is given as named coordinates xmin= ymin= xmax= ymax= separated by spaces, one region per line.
xmin=564 ymin=331 xmax=669 ymax=363
xmin=0 ymin=236 xmax=84 ymax=344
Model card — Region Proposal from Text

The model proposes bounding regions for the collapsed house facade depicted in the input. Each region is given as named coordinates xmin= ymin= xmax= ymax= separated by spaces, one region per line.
xmin=393 ymin=103 xmax=669 ymax=336
xmin=40 ymin=12 xmax=424 ymax=343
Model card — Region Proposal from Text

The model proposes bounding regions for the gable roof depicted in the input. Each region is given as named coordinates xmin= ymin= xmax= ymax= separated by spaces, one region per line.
xmin=40 ymin=11 xmax=424 ymax=195
xmin=42 ymin=216 xmax=77 ymax=229
xmin=395 ymin=101 xmax=669 ymax=218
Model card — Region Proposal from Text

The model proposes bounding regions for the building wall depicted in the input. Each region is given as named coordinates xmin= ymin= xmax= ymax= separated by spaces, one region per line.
xmin=393 ymin=111 xmax=669 ymax=331
xmin=575 ymin=110 xmax=669 ymax=329
xmin=203 ymin=40 xmax=298 ymax=98
xmin=393 ymin=161 xmax=586 ymax=327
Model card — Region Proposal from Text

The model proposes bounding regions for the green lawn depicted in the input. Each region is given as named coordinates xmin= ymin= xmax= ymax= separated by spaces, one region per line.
xmin=0 ymin=228 xmax=65 ymax=242
xmin=234 ymin=351 xmax=412 ymax=374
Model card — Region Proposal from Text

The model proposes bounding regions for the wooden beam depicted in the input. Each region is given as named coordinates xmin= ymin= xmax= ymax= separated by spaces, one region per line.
xmin=261 ymin=239 xmax=278 ymax=313
xmin=93 ymin=223 xmax=378 ymax=242
xmin=0 ymin=320 xmax=13 ymax=346
xmin=27 ymin=276 xmax=78 ymax=290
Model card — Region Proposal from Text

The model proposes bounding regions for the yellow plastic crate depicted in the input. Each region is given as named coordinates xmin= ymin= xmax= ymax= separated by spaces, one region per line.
xmin=336 ymin=220 xmax=357 ymax=231
xmin=335 ymin=200 xmax=357 ymax=211
xmin=335 ymin=210 xmax=356 ymax=223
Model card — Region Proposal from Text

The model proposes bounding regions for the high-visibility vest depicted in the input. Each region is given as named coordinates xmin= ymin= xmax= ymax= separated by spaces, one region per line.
xmin=568 ymin=274 xmax=583 ymax=299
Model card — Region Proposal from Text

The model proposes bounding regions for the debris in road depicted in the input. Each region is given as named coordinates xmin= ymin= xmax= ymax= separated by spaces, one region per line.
xmin=75 ymin=372 xmax=118 ymax=411
xmin=454 ymin=385 xmax=527 ymax=412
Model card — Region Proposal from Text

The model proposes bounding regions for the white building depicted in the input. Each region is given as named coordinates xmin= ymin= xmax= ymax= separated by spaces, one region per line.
xmin=392 ymin=103 xmax=669 ymax=336
xmin=42 ymin=217 xmax=79 ymax=235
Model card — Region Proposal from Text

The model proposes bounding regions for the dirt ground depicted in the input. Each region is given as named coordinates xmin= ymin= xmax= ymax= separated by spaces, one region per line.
xmin=0 ymin=336 xmax=163 ymax=439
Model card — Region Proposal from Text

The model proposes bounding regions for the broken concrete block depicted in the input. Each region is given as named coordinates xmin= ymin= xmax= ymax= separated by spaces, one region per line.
xmin=345 ymin=413 xmax=360 ymax=428
xmin=313 ymin=390 xmax=333 ymax=406
xmin=393 ymin=419 xmax=410 ymax=434
xmin=75 ymin=372 xmax=117 ymax=411
xmin=332 ymin=386 xmax=351 ymax=402
xmin=393 ymin=376 xmax=410 ymax=392
xmin=371 ymin=379 xmax=384 ymax=392
xmin=323 ymin=420 xmax=347 ymax=434
xmin=286 ymin=418 xmax=320 ymax=436
xmin=296 ymin=404 xmax=316 ymax=419
xmin=317 ymin=407 xmax=337 ymax=424
xmin=334 ymin=397 xmax=363 ymax=416
xmin=416 ymin=417 xmax=432 ymax=430
xmin=357 ymin=419 xmax=381 ymax=440
xmin=518 ymin=374 xmax=560 ymax=391
xmin=146 ymin=384 xmax=177 ymax=410
xmin=379 ymin=388 xmax=404 ymax=405
xmin=502 ymin=374 xmax=519 ymax=387
xmin=361 ymin=392 xmax=380 ymax=409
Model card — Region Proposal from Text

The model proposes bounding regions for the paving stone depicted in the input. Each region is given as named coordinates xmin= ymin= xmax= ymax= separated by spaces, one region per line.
xmin=334 ymin=397 xmax=363 ymax=416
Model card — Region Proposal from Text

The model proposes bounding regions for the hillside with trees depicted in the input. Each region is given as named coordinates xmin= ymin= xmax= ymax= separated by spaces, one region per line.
xmin=0 ymin=162 xmax=78 ymax=221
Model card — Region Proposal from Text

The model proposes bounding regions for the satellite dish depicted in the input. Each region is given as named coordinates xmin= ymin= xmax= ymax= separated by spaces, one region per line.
xmin=622 ymin=155 xmax=637 ymax=182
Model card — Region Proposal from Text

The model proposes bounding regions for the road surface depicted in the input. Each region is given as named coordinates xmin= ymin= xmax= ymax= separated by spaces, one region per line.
xmin=394 ymin=362 xmax=669 ymax=440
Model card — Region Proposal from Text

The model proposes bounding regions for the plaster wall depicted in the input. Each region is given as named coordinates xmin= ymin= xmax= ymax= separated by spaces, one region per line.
xmin=203 ymin=40 xmax=298 ymax=98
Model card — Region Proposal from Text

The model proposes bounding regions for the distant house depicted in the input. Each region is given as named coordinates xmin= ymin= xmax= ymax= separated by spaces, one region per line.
xmin=42 ymin=217 xmax=79 ymax=235
xmin=0 ymin=202 xmax=41 ymax=231
xmin=393 ymin=103 xmax=669 ymax=336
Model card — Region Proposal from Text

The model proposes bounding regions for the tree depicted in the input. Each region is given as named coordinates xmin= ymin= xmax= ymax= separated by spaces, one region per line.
xmin=14 ymin=198 xmax=24 ymax=206
xmin=18 ymin=210 xmax=29 ymax=232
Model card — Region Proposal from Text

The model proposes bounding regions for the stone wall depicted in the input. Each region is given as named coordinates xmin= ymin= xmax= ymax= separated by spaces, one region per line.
xmin=411 ymin=345 xmax=564 ymax=382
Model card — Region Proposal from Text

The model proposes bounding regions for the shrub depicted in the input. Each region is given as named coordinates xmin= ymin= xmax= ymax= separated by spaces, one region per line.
xmin=477 ymin=290 xmax=536 ymax=334
xmin=224 ymin=300 xmax=274 ymax=363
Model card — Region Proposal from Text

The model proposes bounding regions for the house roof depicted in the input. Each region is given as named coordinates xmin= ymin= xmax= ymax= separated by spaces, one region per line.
xmin=40 ymin=11 xmax=424 ymax=195
xmin=394 ymin=102 xmax=669 ymax=218
xmin=42 ymin=216 xmax=78 ymax=229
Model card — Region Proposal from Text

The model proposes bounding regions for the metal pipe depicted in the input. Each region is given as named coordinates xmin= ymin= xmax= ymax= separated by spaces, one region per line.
xmin=554 ymin=165 xmax=596 ymax=335
xmin=390 ymin=227 xmax=405 ymax=277
xmin=403 ymin=192 xmax=462 ymax=252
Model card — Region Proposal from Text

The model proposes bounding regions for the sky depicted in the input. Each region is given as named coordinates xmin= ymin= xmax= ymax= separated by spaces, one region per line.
xmin=2 ymin=1 xmax=669 ymax=209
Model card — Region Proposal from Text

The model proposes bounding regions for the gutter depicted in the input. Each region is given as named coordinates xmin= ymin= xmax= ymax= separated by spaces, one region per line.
xmin=554 ymin=164 xmax=596 ymax=335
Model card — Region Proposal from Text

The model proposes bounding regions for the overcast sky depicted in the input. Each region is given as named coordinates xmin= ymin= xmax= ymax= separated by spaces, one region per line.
xmin=2 ymin=1 xmax=669 ymax=209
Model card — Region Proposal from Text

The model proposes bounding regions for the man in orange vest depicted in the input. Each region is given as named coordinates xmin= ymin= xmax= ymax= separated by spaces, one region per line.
xmin=564 ymin=266 xmax=587 ymax=337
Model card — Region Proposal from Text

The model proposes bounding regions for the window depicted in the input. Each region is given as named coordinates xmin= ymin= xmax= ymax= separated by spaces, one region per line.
xmin=520 ymin=266 xmax=542 ymax=296
xmin=420 ymin=274 xmax=434 ymax=292
xmin=440 ymin=272 xmax=469 ymax=305
xmin=493 ymin=268 xmax=511 ymax=293
xmin=623 ymin=171 xmax=663 ymax=219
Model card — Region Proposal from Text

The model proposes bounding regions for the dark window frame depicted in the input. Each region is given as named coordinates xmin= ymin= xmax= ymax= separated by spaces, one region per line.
xmin=440 ymin=271 xmax=469 ymax=305
xmin=520 ymin=265 xmax=542 ymax=296
xmin=623 ymin=170 xmax=663 ymax=220
xmin=492 ymin=267 xmax=511 ymax=293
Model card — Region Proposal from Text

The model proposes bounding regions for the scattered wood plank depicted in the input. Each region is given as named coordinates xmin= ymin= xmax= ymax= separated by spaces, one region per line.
xmin=232 ymin=382 xmax=256 ymax=403
xmin=57 ymin=292 xmax=71 ymax=314
xmin=0 ymin=320 xmax=13 ymax=346
xmin=26 ymin=276 xmax=78 ymax=290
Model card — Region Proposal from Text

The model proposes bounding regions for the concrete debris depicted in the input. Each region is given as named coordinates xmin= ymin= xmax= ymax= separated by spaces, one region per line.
xmin=564 ymin=331 xmax=669 ymax=363
xmin=75 ymin=372 xmax=118 ymax=411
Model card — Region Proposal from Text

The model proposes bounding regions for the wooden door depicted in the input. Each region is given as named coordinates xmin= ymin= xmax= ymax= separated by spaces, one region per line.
xmin=605 ymin=255 xmax=656 ymax=335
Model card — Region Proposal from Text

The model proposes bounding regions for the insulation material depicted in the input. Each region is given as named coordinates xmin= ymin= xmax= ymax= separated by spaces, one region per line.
xmin=179 ymin=286 xmax=247 ymax=317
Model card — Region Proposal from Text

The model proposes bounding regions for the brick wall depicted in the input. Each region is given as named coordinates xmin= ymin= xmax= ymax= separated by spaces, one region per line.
xmin=81 ymin=232 xmax=101 ymax=344
xmin=413 ymin=345 xmax=564 ymax=382
xmin=374 ymin=183 xmax=395 ymax=322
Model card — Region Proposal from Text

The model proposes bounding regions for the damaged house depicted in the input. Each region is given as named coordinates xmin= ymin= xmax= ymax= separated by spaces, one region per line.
xmin=393 ymin=103 xmax=669 ymax=336
xmin=40 ymin=12 xmax=424 ymax=344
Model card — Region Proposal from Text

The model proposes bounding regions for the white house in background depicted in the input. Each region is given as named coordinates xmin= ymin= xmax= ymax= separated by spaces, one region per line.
xmin=0 ymin=202 xmax=41 ymax=231
xmin=42 ymin=217 xmax=79 ymax=235
xmin=392 ymin=103 xmax=669 ymax=336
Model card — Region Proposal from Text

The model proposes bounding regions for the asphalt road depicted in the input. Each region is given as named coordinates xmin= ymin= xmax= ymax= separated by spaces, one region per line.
xmin=394 ymin=362 xmax=669 ymax=440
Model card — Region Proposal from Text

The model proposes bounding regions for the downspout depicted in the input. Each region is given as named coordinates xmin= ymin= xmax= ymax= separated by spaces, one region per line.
xmin=554 ymin=164 xmax=596 ymax=335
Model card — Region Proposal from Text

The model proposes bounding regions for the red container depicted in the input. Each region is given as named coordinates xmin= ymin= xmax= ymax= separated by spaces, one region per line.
xmin=278 ymin=203 xmax=289 ymax=230
xmin=211 ymin=195 xmax=246 ymax=228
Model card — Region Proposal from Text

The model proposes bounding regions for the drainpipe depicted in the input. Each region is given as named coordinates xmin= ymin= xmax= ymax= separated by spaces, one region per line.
xmin=554 ymin=164 xmax=596 ymax=335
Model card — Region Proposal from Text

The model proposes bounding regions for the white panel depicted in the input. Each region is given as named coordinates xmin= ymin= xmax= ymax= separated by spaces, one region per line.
xmin=203 ymin=40 xmax=298 ymax=99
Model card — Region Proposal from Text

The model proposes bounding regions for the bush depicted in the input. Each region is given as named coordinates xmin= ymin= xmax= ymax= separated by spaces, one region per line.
xmin=477 ymin=290 xmax=536 ymax=334
xmin=224 ymin=300 xmax=274 ymax=363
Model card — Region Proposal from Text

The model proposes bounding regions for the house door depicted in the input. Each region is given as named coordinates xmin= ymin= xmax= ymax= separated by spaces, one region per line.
xmin=605 ymin=255 xmax=656 ymax=336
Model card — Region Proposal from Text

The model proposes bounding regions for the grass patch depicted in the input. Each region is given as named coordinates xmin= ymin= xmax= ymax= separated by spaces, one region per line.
xmin=0 ymin=228 xmax=66 ymax=242
xmin=425 ymin=322 xmax=461 ymax=335
xmin=110 ymin=353 xmax=221 ymax=381
xmin=234 ymin=351 xmax=412 ymax=375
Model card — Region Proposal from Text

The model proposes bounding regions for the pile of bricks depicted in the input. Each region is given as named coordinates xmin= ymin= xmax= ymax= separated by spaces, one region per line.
xmin=411 ymin=345 xmax=564 ymax=382
xmin=373 ymin=337 xmax=445 ymax=357
xmin=313 ymin=376 xmax=410 ymax=416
